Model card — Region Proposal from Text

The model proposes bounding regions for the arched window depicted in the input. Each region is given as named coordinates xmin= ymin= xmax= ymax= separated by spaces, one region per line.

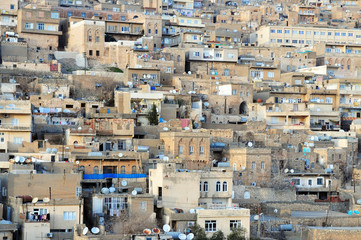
xmin=223 ymin=181 xmax=228 ymax=192
xmin=87 ymin=30 xmax=92 ymax=42
xmin=216 ymin=181 xmax=221 ymax=192
xmin=93 ymin=166 xmax=99 ymax=174
xmin=203 ymin=181 xmax=208 ymax=192
xmin=200 ymin=181 xmax=202 ymax=192
xmin=121 ymin=165 xmax=126 ymax=174
xmin=132 ymin=166 xmax=136 ymax=174
xmin=79 ymin=165 xmax=85 ymax=172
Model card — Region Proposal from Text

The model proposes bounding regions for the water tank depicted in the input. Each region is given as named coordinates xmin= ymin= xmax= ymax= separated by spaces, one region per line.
xmin=278 ymin=224 xmax=293 ymax=231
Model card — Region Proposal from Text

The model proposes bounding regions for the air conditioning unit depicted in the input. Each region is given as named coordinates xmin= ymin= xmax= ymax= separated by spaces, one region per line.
xmin=46 ymin=233 xmax=53 ymax=238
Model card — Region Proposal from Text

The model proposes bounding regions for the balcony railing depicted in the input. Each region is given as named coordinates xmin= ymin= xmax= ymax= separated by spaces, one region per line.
xmin=83 ymin=173 xmax=146 ymax=179
xmin=0 ymin=124 xmax=31 ymax=130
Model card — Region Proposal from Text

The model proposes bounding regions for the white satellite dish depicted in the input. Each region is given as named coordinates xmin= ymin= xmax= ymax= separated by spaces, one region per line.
xmin=82 ymin=227 xmax=88 ymax=235
xmin=109 ymin=186 xmax=116 ymax=193
xmin=284 ymin=168 xmax=289 ymax=173
xmin=15 ymin=156 xmax=20 ymax=163
xmin=91 ymin=227 xmax=100 ymax=234
xmin=76 ymin=161 xmax=80 ymax=165
xmin=163 ymin=224 xmax=171 ymax=232
xmin=46 ymin=148 xmax=52 ymax=153
xmin=43 ymin=197 xmax=50 ymax=203
xmin=274 ymin=209 xmax=278 ymax=213
xmin=118 ymin=153 xmax=123 ymax=158
xmin=132 ymin=190 xmax=137 ymax=195
xmin=310 ymin=136 xmax=314 ymax=141
xmin=179 ymin=234 xmax=187 ymax=240
xmin=121 ymin=180 xmax=127 ymax=186
xmin=32 ymin=197 xmax=38 ymax=204
xmin=189 ymin=209 xmax=195 ymax=214
xmin=101 ymin=188 xmax=110 ymax=194
xmin=290 ymin=169 xmax=294 ymax=173
xmin=247 ymin=142 xmax=253 ymax=147
xmin=254 ymin=215 xmax=259 ymax=220
xmin=51 ymin=148 xmax=58 ymax=154
xmin=242 ymin=166 xmax=246 ymax=170
xmin=19 ymin=157 xmax=25 ymax=163
xmin=163 ymin=127 xmax=169 ymax=131
xmin=187 ymin=233 xmax=194 ymax=240
xmin=184 ymin=127 xmax=190 ymax=130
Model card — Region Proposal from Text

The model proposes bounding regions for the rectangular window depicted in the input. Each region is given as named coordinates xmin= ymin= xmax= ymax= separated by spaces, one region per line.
xmin=292 ymin=30 xmax=297 ymax=34
xmin=328 ymin=32 xmax=332 ymax=36
xmin=317 ymin=178 xmax=323 ymax=185
xmin=284 ymin=30 xmax=290 ymax=34
xmin=292 ymin=179 xmax=300 ymax=185
xmin=320 ymin=32 xmax=325 ymax=36
xmin=252 ymin=162 xmax=255 ymax=169
xmin=81 ymin=12 xmax=86 ymax=18
xmin=261 ymin=161 xmax=265 ymax=169
xmin=341 ymin=32 xmax=346 ymax=36
xmin=308 ymin=179 xmax=313 ymax=186
xmin=36 ymin=23 xmax=45 ymax=30
xmin=51 ymin=12 xmax=59 ymax=19
xmin=193 ymin=52 xmax=200 ymax=57
xmin=306 ymin=31 xmax=311 ymax=35
xmin=335 ymin=32 xmax=340 ymax=36
xmin=299 ymin=31 xmax=304 ymax=34
xmin=14 ymin=137 xmax=23 ymax=144
xmin=292 ymin=40 xmax=298 ymax=43
xmin=179 ymin=146 xmax=183 ymax=154
xmin=140 ymin=201 xmax=147 ymax=211
xmin=24 ymin=23 xmax=33 ymax=29
xmin=10 ymin=4 xmax=15 ymax=10
xmin=267 ymin=72 xmax=274 ymax=78
xmin=277 ymin=39 xmax=282 ymax=43
xmin=200 ymin=146 xmax=204 ymax=154
xmin=167 ymin=67 xmax=171 ymax=73
xmin=108 ymin=15 xmax=112 ymax=20
xmin=277 ymin=30 xmax=282 ymax=33
xmin=63 ymin=211 xmax=76 ymax=221
xmin=68 ymin=12 xmax=73 ymax=17
xmin=227 ymin=53 xmax=234 ymax=58
xmin=232 ymin=89 xmax=237 ymax=95
xmin=314 ymin=31 xmax=319 ymax=35
xmin=205 ymin=220 xmax=217 ymax=232
xmin=230 ymin=220 xmax=241 ymax=230
xmin=89 ymin=50 xmax=93 ymax=56
xmin=121 ymin=16 xmax=126 ymax=21
xmin=270 ymin=29 xmax=275 ymax=33
xmin=96 ymin=50 xmax=99 ymax=56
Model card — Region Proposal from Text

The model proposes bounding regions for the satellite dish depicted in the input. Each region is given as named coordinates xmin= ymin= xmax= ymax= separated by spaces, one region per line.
xmin=9 ymin=159 xmax=15 ymax=163
xmin=187 ymin=233 xmax=195 ymax=240
xmin=284 ymin=168 xmax=289 ymax=173
xmin=163 ymin=127 xmax=169 ymax=131
xmin=19 ymin=157 xmax=25 ymax=163
xmin=163 ymin=224 xmax=171 ymax=232
xmin=118 ymin=153 xmax=123 ymax=157
xmin=242 ymin=166 xmax=246 ymax=170
xmin=153 ymin=228 xmax=160 ymax=234
xmin=91 ymin=227 xmax=100 ymax=234
xmin=132 ymin=190 xmax=137 ymax=195
xmin=51 ymin=148 xmax=58 ymax=154
xmin=101 ymin=188 xmax=110 ymax=194
xmin=290 ymin=169 xmax=294 ymax=173
xmin=46 ymin=148 xmax=51 ymax=153
xmin=190 ymin=209 xmax=195 ymax=214
xmin=121 ymin=180 xmax=127 ymax=186
xmin=76 ymin=161 xmax=80 ymax=165
xmin=184 ymin=127 xmax=190 ymax=130
xmin=143 ymin=229 xmax=151 ymax=235
xmin=15 ymin=156 xmax=20 ymax=163
xmin=274 ymin=209 xmax=278 ymax=213
xmin=32 ymin=197 xmax=38 ymax=204
xmin=109 ymin=186 xmax=116 ymax=193
xmin=82 ymin=227 xmax=88 ymax=235
xmin=25 ymin=158 xmax=31 ymax=164
xmin=354 ymin=210 xmax=360 ymax=215
xmin=179 ymin=234 xmax=187 ymax=240
xmin=254 ymin=215 xmax=259 ymax=220
xmin=311 ymin=136 xmax=314 ymax=141
xmin=247 ymin=142 xmax=253 ymax=147
xmin=43 ymin=197 xmax=50 ymax=203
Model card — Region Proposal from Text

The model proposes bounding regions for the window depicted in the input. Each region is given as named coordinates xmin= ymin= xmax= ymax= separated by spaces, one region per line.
xmin=205 ymin=220 xmax=216 ymax=232
xmin=216 ymin=181 xmax=221 ymax=192
xmin=292 ymin=40 xmax=298 ymax=43
xmin=321 ymin=32 xmax=325 ymax=36
xmin=328 ymin=32 xmax=332 ymax=36
xmin=292 ymin=179 xmax=300 ymax=185
xmin=335 ymin=32 xmax=340 ymax=36
xmin=140 ymin=201 xmax=147 ymax=211
xmin=96 ymin=50 xmax=100 ymax=56
xmin=270 ymin=29 xmax=276 ymax=33
xmin=277 ymin=30 xmax=282 ymax=33
xmin=121 ymin=166 xmax=126 ymax=174
xmin=179 ymin=146 xmax=183 ymax=154
xmin=200 ymin=182 xmax=202 ymax=192
xmin=227 ymin=53 xmax=234 ymax=58
xmin=284 ymin=30 xmax=290 ymax=34
xmin=25 ymin=23 xmax=33 ymax=29
xmin=148 ymin=29 xmax=151 ymax=34
xmin=89 ymin=50 xmax=92 ymax=56
xmin=68 ymin=12 xmax=73 ymax=17
xmin=63 ymin=211 xmax=76 ymax=221
xmin=261 ymin=161 xmax=265 ymax=169
xmin=132 ymin=166 xmax=136 ymax=174
xmin=47 ymin=25 xmax=56 ymax=31
xmin=232 ymin=89 xmax=237 ymax=95
xmin=193 ymin=52 xmax=200 ymax=57
xmin=93 ymin=166 xmax=99 ymax=174
xmin=14 ymin=137 xmax=23 ymax=144
xmin=299 ymin=31 xmax=304 ymax=35
xmin=189 ymin=146 xmax=194 ymax=154
xmin=292 ymin=30 xmax=297 ymax=35
xmin=81 ymin=12 xmax=86 ymax=18
xmin=314 ymin=31 xmax=319 ymax=35
xmin=317 ymin=178 xmax=323 ymax=185
xmin=252 ymin=161 xmax=255 ymax=169
xmin=277 ymin=39 xmax=282 ymax=43
xmin=223 ymin=181 xmax=227 ymax=192
xmin=230 ymin=220 xmax=241 ymax=230
xmin=10 ymin=4 xmax=15 ymax=10
xmin=308 ymin=179 xmax=313 ymax=186
xmin=167 ymin=67 xmax=171 ymax=73
xmin=224 ymin=69 xmax=230 ymax=76
xmin=108 ymin=15 xmax=112 ymax=20
xmin=267 ymin=72 xmax=274 ymax=78
xmin=51 ymin=12 xmax=59 ymax=19
xmin=104 ymin=197 xmax=128 ymax=210
xmin=203 ymin=182 xmax=208 ymax=192
xmin=341 ymin=32 xmax=346 ymax=36
xmin=200 ymin=146 xmax=204 ymax=154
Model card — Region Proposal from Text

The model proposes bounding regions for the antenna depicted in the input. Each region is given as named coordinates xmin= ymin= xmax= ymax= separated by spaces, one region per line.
xmin=121 ymin=180 xmax=128 ymax=186
xmin=163 ymin=224 xmax=171 ymax=232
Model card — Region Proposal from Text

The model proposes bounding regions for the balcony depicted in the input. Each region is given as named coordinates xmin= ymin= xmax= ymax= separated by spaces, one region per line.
xmin=266 ymin=110 xmax=309 ymax=116
xmin=83 ymin=173 xmax=146 ymax=180
xmin=0 ymin=124 xmax=31 ymax=131
xmin=309 ymin=110 xmax=339 ymax=116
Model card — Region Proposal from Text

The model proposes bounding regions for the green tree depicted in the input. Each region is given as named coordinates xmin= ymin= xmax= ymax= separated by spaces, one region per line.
xmin=147 ymin=103 xmax=158 ymax=125
xmin=227 ymin=227 xmax=246 ymax=240
xmin=210 ymin=230 xmax=225 ymax=240
xmin=190 ymin=224 xmax=208 ymax=240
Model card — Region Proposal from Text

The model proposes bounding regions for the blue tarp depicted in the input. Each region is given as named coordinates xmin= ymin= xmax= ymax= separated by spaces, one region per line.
xmin=83 ymin=173 xmax=146 ymax=179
